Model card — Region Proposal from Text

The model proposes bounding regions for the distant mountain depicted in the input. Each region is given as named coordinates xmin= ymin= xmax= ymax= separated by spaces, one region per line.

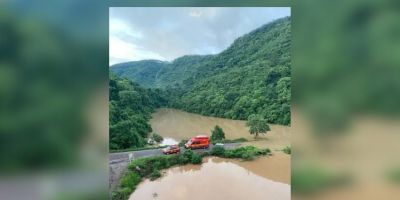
xmin=110 ymin=60 xmax=166 ymax=88
xmin=155 ymin=55 xmax=214 ymax=89
xmin=110 ymin=17 xmax=291 ymax=125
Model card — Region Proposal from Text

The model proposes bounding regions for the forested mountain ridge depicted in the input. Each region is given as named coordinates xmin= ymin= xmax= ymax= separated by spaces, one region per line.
xmin=173 ymin=17 xmax=291 ymax=125
xmin=110 ymin=60 xmax=166 ymax=88
xmin=154 ymin=55 xmax=214 ymax=89
xmin=110 ymin=16 xmax=291 ymax=126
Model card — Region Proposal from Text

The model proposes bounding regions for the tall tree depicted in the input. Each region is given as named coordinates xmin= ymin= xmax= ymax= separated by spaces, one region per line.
xmin=246 ymin=114 xmax=270 ymax=138
xmin=211 ymin=125 xmax=226 ymax=141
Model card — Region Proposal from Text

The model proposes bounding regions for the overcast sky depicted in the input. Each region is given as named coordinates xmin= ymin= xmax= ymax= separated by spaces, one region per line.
xmin=109 ymin=7 xmax=290 ymax=66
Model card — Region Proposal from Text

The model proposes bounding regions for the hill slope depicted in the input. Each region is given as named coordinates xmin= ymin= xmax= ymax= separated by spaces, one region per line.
xmin=110 ymin=60 xmax=166 ymax=88
xmin=109 ymin=74 xmax=167 ymax=150
xmin=173 ymin=17 xmax=291 ymax=125
xmin=110 ymin=17 xmax=291 ymax=125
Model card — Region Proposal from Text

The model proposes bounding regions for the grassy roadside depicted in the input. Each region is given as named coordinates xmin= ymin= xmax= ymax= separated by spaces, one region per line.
xmin=110 ymin=138 xmax=249 ymax=153
xmin=112 ymin=146 xmax=270 ymax=200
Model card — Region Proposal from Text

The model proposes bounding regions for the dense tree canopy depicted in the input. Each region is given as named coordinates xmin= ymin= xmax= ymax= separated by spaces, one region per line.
xmin=109 ymin=74 xmax=167 ymax=150
xmin=246 ymin=114 xmax=271 ymax=138
xmin=170 ymin=17 xmax=291 ymax=125
xmin=110 ymin=17 xmax=291 ymax=126
xmin=110 ymin=60 xmax=166 ymax=88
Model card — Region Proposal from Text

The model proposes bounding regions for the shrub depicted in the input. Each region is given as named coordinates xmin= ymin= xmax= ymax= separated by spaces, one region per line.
xmin=178 ymin=139 xmax=188 ymax=147
xmin=120 ymin=172 xmax=141 ymax=189
xmin=218 ymin=146 xmax=271 ymax=160
xmin=241 ymin=152 xmax=255 ymax=160
xmin=191 ymin=154 xmax=202 ymax=164
xmin=200 ymin=151 xmax=210 ymax=157
xmin=211 ymin=125 xmax=225 ymax=141
xmin=255 ymin=148 xmax=271 ymax=156
xmin=183 ymin=149 xmax=194 ymax=160
xmin=167 ymin=155 xmax=179 ymax=166
xmin=178 ymin=155 xmax=190 ymax=164
xmin=128 ymin=155 xmax=178 ymax=177
xmin=224 ymin=151 xmax=234 ymax=158
xmin=129 ymin=159 xmax=148 ymax=177
xmin=112 ymin=187 xmax=132 ymax=200
xmin=210 ymin=146 xmax=271 ymax=159
xmin=211 ymin=146 xmax=225 ymax=156
xmin=152 ymin=133 xmax=163 ymax=143
xmin=283 ymin=146 xmax=291 ymax=154
xmin=150 ymin=170 xmax=162 ymax=181
xmin=230 ymin=146 xmax=256 ymax=157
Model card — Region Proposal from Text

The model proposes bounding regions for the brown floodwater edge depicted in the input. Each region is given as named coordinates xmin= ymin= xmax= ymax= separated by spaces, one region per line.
xmin=225 ymin=151 xmax=291 ymax=184
xmin=129 ymin=155 xmax=290 ymax=200
xmin=150 ymin=108 xmax=290 ymax=149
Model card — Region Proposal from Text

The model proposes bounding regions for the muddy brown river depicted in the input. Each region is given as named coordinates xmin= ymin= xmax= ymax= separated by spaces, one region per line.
xmin=131 ymin=108 xmax=291 ymax=200
xmin=129 ymin=155 xmax=290 ymax=200
xmin=151 ymin=108 xmax=290 ymax=149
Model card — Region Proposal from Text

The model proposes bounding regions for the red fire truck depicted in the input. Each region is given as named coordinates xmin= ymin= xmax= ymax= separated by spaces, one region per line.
xmin=185 ymin=135 xmax=210 ymax=149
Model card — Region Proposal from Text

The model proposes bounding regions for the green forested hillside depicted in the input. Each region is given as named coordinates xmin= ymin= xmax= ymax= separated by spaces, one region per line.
xmin=170 ymin=17 xmax=291 ymax=125
xmin=109 ymin=17 xmax=290 ymax=150
xmin=110 ymin=60 xmax=166 ymax=88
xmin=110 ymin=16 xmax=291 ymax=142
xmin=155 ymin=55 xmax=214 ymax=89
xmin=109 ymin=74 xmax=167 ymax=150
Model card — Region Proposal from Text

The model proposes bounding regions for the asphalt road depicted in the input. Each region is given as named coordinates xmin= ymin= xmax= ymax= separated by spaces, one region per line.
xmin=109 ymin=143 xmax=241 ymax=164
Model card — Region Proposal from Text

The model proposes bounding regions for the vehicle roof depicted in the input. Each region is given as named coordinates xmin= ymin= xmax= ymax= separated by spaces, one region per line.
xmin=194 ymin=135 xmax=209 ymax=138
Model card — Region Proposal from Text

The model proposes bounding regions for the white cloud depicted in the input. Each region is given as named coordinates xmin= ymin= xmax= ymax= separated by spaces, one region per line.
xmin=189 ymin=10 xmax=203 ymax=17
xmin=188 ymin=8 xmax=218 ymax=18
xmin=109 ymin=18 xmax=165 ymax=65
xmin=109 ymin=7 xmax=290 ymax=65
xmin=110 ymin=18 xmax=143 ymax=39
xmin=109 ymin=36 xmax=165 ymax=66
xmin=110 ymin=19 xmax=126 ymax=33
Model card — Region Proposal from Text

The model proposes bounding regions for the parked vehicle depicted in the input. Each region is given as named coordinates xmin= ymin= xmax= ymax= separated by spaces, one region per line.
xmin=162 ymin=145 xmax=180 ymax=154
xmin=185 ymin=135 xmax=210 ymax=149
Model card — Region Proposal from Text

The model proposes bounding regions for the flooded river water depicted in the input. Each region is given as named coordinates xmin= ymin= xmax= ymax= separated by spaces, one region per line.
xmin=130 ymin=108 xmax=291 ymax=200
xmin=129 ymin=154 xmax=290 ymax=200
xmin=150 ymin=108 xmax=290 ymax=149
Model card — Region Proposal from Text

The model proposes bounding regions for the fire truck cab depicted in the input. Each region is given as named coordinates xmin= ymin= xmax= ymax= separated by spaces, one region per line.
xmin=185 ymin=135 xmax=210 ymax=149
